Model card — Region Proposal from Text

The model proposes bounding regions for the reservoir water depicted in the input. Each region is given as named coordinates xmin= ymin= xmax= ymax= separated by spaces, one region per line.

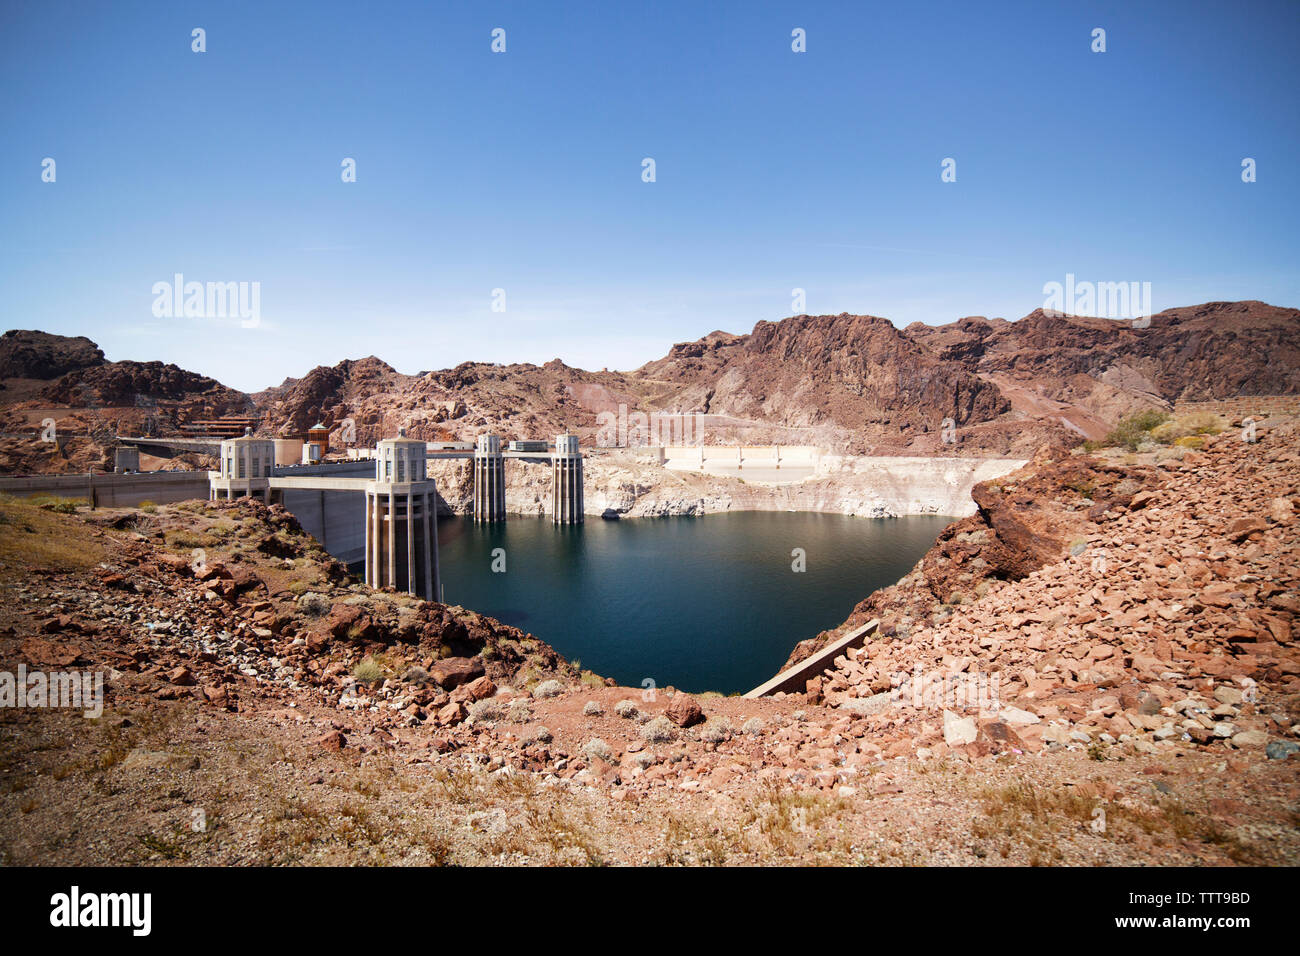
xmin=435 ymin=512 xmax=951 ymax=695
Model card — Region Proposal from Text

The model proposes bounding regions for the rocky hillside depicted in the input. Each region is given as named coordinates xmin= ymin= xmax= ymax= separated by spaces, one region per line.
xmin=1 ymin=421 xmax=1297 ymax=865
xmin=0 ymin=329 xmax=251 ymax=474
xmin=4 ymin=300 xmax=1297 ymax=474
xmin=780 ymin=417 xmax=1300 ymax=775
xmin=907 ymin=301 xmax=1300 ymax=442
xmin=251 ymin=301 xmax=1300 ymax=459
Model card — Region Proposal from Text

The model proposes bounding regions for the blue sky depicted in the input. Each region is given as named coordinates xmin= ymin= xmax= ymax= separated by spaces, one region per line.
xmin=2 ymin=0 xmax=1297 ymax=392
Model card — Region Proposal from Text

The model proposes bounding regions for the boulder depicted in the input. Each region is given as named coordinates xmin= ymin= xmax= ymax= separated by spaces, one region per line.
xmin=1226 ymin=516 xmax=1268 ymax=543
xmin=430 ymin=656 xmax=485 ymax=690
xmin=327 ymin=604 xmax=379 ymax=641
xmin=665 ymin=693 xmax=704 ymax=728
xmin=437 ymin=701 xmax=468 ymax=726
xmin=317 ymin=730 xmax=347 ymax=752
xmin=942 ymin=709 xmax=978 ymax=746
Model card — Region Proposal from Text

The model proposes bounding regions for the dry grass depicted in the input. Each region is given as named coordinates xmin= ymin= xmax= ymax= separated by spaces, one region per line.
xmin=736 ymin=783 xmax=854 ymax=860
xmin=970 ymin=776 xmax=1256 ymax=865
xmin=0 ymin=495 xmax=106 ymax=573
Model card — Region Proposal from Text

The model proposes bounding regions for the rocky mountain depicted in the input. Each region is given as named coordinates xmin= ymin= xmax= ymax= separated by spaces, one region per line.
xmin=635 ymin=313 xmax=1011 ymax=452
xmin=0 ymin=329 xmax=250 ymax=474
xmin=0 ymin=329 xmax=104 ymax=383
xmin=906 ymin=301 xmax=1300 ymax=441
xmin=249 ymin=355 xmax=639 ymax=447
xmin=3 ymin=300 xmax=1297 ymax=473
xmin=254 ymin=302 xmax=1299 ymax=459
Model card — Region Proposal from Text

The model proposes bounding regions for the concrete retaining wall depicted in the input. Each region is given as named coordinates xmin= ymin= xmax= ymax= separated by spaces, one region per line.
xmin=0 ymin=471 xmax=210 ymax=507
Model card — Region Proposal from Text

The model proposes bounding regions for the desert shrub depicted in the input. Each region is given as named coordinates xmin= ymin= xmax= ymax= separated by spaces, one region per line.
xmin=32 ymin=495 xmax=81 ymax=514
xmin=532 ymin=679 xmax=565 ymax=699
xmin=296 ymin=592 xmax=331 ymax=617
xmin=530 ymin=726 xmax=553 ymax=744
xmin=582 ymin=738 xmax=613 ymax=763
xmin=1150 ymin=411 xmax=1225 ymax=443
xmin=741 ymin=717 xmax=765 ymax=735
xmin=467 ymin=698 xmax=505 ymax=725
xmin=640 ymin=716 xmax=677 ymax=743
xmin=631 ymin=751 xmax=655 ymax=770
xmin=614 ymin=699 xmax=639 ymax=719
xmin=582 ymin=700 xmax=604 ymax=716
xmin=1064 ymin=478 xmax=1096 ymax=499
xmin=138 ymin=501 xmax=157 ymax=514
xmin=167 ymin=529 xmax=219 ymax=550
xmin=699 ymin=718 xmax=732 ymax=744
xmin=1100 ymin=409 xmax=1171 ymax=450
xmin=506 ymin=698 xmax=533 ymax=723
xmin=1174 ymin=435 xmax=1206 ymax=449
xmin=351 ymin=657 xmax=385 ymax=684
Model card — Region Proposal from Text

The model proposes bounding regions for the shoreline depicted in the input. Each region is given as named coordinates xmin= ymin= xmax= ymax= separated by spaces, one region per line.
xmin=427 ymin=452 xmax=1030 ymax=522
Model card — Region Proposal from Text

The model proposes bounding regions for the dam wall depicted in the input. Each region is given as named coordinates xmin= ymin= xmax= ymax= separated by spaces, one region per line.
xmin=273 ymin=460 xmax=374 ymax=566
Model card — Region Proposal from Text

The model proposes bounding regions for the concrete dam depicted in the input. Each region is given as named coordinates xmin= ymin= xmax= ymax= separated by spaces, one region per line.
xmin=206 ymin=430 xmax=586 ymax=602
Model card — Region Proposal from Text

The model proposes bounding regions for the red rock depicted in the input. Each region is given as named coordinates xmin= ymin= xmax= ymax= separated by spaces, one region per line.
xmin=194 ymin=562 xmax=229 ymax=582
xmin=20 ymin=637 xmax=81 ymax=667
xmin=463 ymin=675 xmax=496 ymax=701
xmin=168 ymin=666 xmax=196 ymax=686
xmin=318 ymin=730 xmax=347 ymax=752
xmin=665 ymin=693 xmax=704 ymax=728
xmin=429 ymin=656 xmax=485 ymax=690
xmin=437 ymin=701 xmax=468 ymax=726
xmin=158 ymin=553 xmax=192 ymax=575
xmin=1226 ymin=516 xmax=1268 ymax=543
xmin=327 ymin=603 xmax=378 ymax=641
xmin=804 ymin=676 xmax=824 ymax=705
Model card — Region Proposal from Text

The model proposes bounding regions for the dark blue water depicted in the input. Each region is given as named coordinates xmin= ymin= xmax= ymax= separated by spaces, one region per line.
xmin=434 ymin=512 xmax=951 ymax=695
